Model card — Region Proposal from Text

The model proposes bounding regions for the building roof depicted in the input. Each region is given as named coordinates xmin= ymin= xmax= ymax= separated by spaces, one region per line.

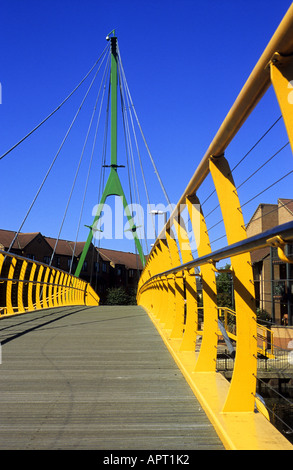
xmin=97 ymin=247 xmax=143 ymax=270
xmin=0 ymin=229 xmax=143 ymax=270
xmin=44 ymin=237 xmax=81 ymax=256
xmin=0 ymin=229 xmax=42 ymax=250
xmin=246 ymin=203 xmax=277 ymax=231
xmin=279 ymin=198 xmax=293 ymax=216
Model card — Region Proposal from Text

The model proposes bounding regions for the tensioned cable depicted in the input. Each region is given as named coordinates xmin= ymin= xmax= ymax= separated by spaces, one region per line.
xmin=253 ymin=376 xmax=293 ymax=434
xmin=205 ymin=140 xmax=290 ymax=231
xmin=204 ymin=143 xmax=290 ymax=249
xmin=118 ymin=60 xmax=154 ymax=248
xmin=118 ymin=45 xmax=171 ymax=207
xmin=201 ymin=115 xmax=283 ymax=207
xmin=244 ymin=198 xmax=293 ymax=229
xmin=118 ymin=70 xmax=147 ymax=248
xmin=89 ymin=81 xmax=111 ymax=282
xmin=69 ymin=53 xmax=111 ymax=273
xmin=0 ymin=44 xmax=110 ymax=162
xmin=235 ymin=141 xmax=290 ymax=191
xmin=118 ymin=61 xmax=149 ymax=253
xmin=119 ymin=75 xmax=144 ymax=258
xmin=8 ymin=50 xmax=108 ymax=256
xmin=53 ymin=52 xmax=111 ymax=269
xmin=120 ymin=81 xmax=147 ymax=251
xmin=89 ymin=79 xmax=111 ymax=248
xmin=241 ymin=169 xmax=293 ymax=209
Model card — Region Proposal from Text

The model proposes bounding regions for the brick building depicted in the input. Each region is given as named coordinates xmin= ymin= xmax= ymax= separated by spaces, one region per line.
xmin=247 ymin=199 xmax=293 ymax=325
xmin=0 ymin=229 xmax=143 ymax=303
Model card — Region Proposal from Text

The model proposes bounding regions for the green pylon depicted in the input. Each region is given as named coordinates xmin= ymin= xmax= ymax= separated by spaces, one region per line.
xmin=75 ymin=32 xmax=145 ymax=277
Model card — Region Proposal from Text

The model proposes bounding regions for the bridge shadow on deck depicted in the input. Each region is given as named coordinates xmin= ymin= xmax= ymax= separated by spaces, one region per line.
xmin=0 ymin=305 xmax=224 ymax=450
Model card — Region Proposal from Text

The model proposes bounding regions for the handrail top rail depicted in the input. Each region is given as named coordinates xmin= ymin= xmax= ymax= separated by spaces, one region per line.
xmin=151 ymin=4 xmax=293 ymax=256
xmin=139 ymin=220 xmax=293 ymax=289
xmin=0 ymin=249 xmax=80 ymax=279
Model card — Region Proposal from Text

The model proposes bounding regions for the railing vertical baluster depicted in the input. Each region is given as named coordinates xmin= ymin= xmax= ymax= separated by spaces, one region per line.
xmin=35 ymin=265 xmax=44 ymax=310
xmin=209 ymin=156 xmax=257 ymax=413
xmin=173 ymin=216 xmax=198 ymax=351
xmin=17 ymin=260 xmax=28 ymax=313
xmin=270 ymin=53 xmax=293 ymax=153
xmin=186 ymin=195 xmax=218 ymax=372
xmin=6 ymin=257 xmax=17 ymax=315
xmin=165 ymin=229 xmax=184 ymax=334
xmin=27 ymin=263 xmax=37 ymax=311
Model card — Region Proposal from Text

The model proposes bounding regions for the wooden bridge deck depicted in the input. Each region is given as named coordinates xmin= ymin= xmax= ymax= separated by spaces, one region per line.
xmin=0 ymin=305 xmax=224 ymax=450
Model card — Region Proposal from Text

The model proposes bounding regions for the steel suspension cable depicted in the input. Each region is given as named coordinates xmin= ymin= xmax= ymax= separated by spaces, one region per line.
xmin=118 ymin=60 xmax=150 ymax=252
xmin=0 ymin=44 xmax=110 ymax=162
xmin=235 ymin=141 xmax=290 ymax=191
xmin=8 ymin=51 xmax=108 ymax=255
xmin=117 ymin=45 xmax=171 ymax=207
xmin=69 ymin=54 xmax=111 ymax=273
xmin=205 ymin=140 xmax=290 ymax=230
xmin=241 ymin=169 xmax=293 ymax=209
xmin=201 ymin=115 xmax=283 ymax=207
xmin=119 ymin=75 xmax=146 ymax=250
xmin=53 ymin=52 xmax=111 ymax=269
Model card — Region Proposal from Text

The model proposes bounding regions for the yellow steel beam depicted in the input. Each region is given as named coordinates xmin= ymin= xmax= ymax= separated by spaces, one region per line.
xmin=186 ymin=195 xmax=218 ymax=372
xmin=27 ymin=263 xmax=37 ymax=311
xmin=35 ymin=265 xmax=44 ymax=310
xmin=0 ymin=251 xmax=99 ymax=316
xmin=270 ymin=52 xmax=293 ymax=153
xmin=173 ymin=216 xmax=198 ymax=351
xmin=6 ymin=257 xmax=17 ymax=315
xmin=153 ymin=3 xmax=293 ymax=253
xmin=165 ymin=229 xmax=185 ymax=336
xmin=17 ymin=259 xmax=28 ymax=314
xmin=209 ymin=155 xmax=257 ymax=413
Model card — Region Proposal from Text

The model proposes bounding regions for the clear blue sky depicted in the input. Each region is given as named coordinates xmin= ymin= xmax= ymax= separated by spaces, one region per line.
xmin=1 ymin=0 xmax=292 ymax=255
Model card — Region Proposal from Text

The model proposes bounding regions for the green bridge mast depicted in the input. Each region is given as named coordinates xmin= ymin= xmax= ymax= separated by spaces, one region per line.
xmin=75 ymin=31 xmax=145 ymax=278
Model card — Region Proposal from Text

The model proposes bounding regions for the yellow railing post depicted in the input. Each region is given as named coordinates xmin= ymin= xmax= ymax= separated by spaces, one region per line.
xmin=210 ymin=155 xmax=257 ymax=413
xmin=35 ymin=265 xmax=44 ymax=310
xmin=173 ymin=215 xmax=198 ymax=351
xmin=18 ymin=259 xmax=28 ymax=314
xmin=270 ymin=53 xmax=293 ymax=153
xmin=53 ymin=270 xmax=61 ymax=307
xmin=42 ymin=267 xmax=51 ymax=309
xmin=48 ymin=269 xmax=55 ymax=308
xmin=165 ymin=229 xmax=185 ymax=336
xmin=27 ymin=263 xmax=37 ymax=311
xmin=6 ymin=257 xmax=17 ymax=315
xmin=0 ymin=251 xmax=99 ymax=316
xmin=186 ymin=195 xmax=218 ymax=372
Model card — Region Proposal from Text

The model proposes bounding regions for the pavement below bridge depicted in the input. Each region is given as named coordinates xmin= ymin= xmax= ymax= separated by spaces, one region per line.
xmin=0 ymin=305 xmax=224 ymax=450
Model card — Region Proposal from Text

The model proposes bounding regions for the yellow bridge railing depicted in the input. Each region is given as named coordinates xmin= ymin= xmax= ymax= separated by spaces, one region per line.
xmin=217 ymin=306 xmax=274 ymax=358
xmin=0 ymin=250 xmax=99 ymax=316
xmin=137 ymin=4 xmax=293 ymax=450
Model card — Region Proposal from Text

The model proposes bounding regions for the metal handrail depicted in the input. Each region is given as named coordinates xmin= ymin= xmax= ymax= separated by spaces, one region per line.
xmin=0 ymin=250 xmax=99 ymax=315
xmin=139 ymin=220 xmax=293 ymax=288
xmin=153 ymin=3 xmax=293 ymax=253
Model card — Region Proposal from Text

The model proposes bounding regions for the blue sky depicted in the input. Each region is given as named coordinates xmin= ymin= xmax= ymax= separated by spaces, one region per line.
xmin=1 ymin=0 xmax=292 ymax=256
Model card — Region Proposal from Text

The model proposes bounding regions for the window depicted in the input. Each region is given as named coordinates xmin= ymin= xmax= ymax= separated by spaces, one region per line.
xmin=102 ymin=262 xmax=107 ymax=273
xmin=129 ymin=269 xmax=134 ymax=278
xmin=82 ymin=261 xmax=88 ymax=272
xmin=94 ymin=261 xmax=100 ymax=273
xmin=43 ymin=256 xmax=50 ymax=265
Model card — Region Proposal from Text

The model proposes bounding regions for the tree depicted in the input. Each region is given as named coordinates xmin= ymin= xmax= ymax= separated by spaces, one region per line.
xmin=105 ymin=286 xmax=137 ymax=305
xmin=216 ymin=264 xmax=233 ymax=309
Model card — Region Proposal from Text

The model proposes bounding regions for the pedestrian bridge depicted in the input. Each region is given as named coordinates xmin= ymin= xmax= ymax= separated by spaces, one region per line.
xmin=1 ymin=5 xmax=293 ymax=451
xmin=0 ymin=305 xmax=224 ymax=450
